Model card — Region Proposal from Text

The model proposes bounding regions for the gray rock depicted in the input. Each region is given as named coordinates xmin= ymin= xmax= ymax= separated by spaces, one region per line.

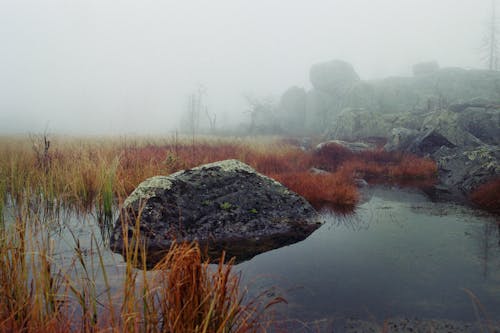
xmin=384 ymin=127 xmax=419 ymax=151
xmin=309 ymin=59 xmax=360 ymax=95
xmin=430 ymin=145 xmax=500 ymax=201
xmin=421 ymin=109 xmax=483 ymax=147
xmin=327 ymin=108 xmax=394 ymax=140
xmin=457 ymin=104 xmax=500 ymax=145
xmin=336 ymin=68 xmax=500 ymax=117
xmin=316 ymin=140 xmax=374 ymax=153
xmin=408 ymin=128 xmax=457 ymax=155
xmin=111 ymin=159 xmax=321 ymax=266
xmin=448 ymin=98 xmax=499 ymax=112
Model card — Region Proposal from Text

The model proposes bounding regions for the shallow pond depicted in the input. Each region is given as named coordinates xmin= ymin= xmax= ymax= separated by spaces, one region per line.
xmin=236 ymin=186 xmax=500 ymax=329
xmin=10 ymin=186 xmax=500 ymax=331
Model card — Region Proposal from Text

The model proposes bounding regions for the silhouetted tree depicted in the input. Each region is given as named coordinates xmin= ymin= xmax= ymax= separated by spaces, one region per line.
xmin=183 ymin=84 xmax=206 ymax=137
xmin=244 ymin=95 xmax=279 ymax=134
xmin=483 ymin=0 xmax=499 ymax=70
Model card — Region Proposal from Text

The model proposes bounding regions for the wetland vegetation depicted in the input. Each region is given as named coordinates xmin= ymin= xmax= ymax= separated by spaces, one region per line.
xmin=0 ymin=134 xmax=442 ymax=332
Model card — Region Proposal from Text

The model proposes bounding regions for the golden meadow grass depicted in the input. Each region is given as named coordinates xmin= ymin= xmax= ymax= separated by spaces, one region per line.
xmin=0 ymin=134 xmax=438 ymax=332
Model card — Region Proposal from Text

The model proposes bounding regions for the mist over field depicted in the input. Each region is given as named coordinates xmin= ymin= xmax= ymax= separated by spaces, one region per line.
xmin=0 ymin=0 xmax=494 ymax=134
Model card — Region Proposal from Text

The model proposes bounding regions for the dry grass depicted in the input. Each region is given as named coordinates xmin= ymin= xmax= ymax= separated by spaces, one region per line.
xmin=145 ymin=242 xmax=275 ymax=333
xmin=0 ymin=134 xmax=464 ymax=332
xmin=0 ymin=135 xmax=438 ymax=215
xmin=0 ymin=201 xmax=275 ymax=332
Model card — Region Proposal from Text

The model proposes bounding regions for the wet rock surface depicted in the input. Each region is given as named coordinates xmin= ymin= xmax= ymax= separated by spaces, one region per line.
xmin=110 ymin=159 xmax=321 ymax=266
xmin=428 ymin=145 xmax=500 ymax=202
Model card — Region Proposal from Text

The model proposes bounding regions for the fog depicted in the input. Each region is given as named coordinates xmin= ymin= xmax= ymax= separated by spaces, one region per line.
xmin=0 ymin=0 xmax=492 ymax=134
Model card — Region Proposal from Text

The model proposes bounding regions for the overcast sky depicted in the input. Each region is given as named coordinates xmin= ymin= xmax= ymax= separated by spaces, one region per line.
xmin=0 ymin=0 xmax=493 ymax=134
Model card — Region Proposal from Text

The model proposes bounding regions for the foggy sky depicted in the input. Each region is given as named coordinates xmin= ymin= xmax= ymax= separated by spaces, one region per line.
xmin=0 ymin=0 xmax=492 ymax=134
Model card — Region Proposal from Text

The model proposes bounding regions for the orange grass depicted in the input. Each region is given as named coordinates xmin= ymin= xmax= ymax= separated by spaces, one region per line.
xmin=0 ymin=202 xmax=275 ymax=332
xmin=271 ymin=171 xmax=358 ymax=209
xmin=0 ymin=136 xmax=438 ymax=213
xmin=146 ymin=242 xmax=277 ymax=333
xmin=470 ymin=178 xmax=500 ymax=214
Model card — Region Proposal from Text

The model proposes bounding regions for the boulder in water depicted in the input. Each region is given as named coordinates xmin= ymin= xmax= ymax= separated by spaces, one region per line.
xmin=110 ymin=159 xmax=321 ymax=266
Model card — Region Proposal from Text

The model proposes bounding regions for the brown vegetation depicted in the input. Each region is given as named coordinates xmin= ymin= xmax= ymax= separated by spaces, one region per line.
xmin=0 ymin=136 xmax=438 ymax=214
xmin=470 ymin=178 xmax=500 ymax=214
xmin=0 ymin=135 xmax=440 ymax=332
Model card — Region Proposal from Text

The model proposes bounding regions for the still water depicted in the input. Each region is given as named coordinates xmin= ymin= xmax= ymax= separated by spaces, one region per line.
xmin=237 ymin=186 xmax=500 ymax=327
xmin=22 ymin=186 xmax=499 ymax=330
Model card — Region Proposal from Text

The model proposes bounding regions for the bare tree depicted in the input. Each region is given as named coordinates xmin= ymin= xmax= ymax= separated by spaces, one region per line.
xmin=244 ymin=94 xmax=279 ymax=134
xmin=483 ymin=0 xmax=499 ymax=70
xmin=183 ymin=84 xmax=218 ymax=135
xmin=185 ymin=85 xmax=202 ymax=137
xmin=204 ymin=105 xmax=216 ymax=134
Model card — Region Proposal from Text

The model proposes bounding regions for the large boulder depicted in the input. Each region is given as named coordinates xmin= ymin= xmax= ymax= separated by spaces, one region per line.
xmin=325 ymin=108 xmax=422 ymax=141
xmin=430 ymin=145 xmax=500 ymax=201
xmin=110 ymin=159 xmax=321 ymax=266
xmin=384 ymin=127 xmax=420 ymax=152
xmin=408 ymin=128 xmax=457 ymax=155
xmin=421 ymin=109 xmax=483 ymax=147
xmin=326 ymin=108 xmax=390 ymax=140
xmin=341 ymin=68 xmax=500 ymax=115
xmin=310 ymin=60 xmax=360 ymax=95
xmin=456 ymin=103 xmax=500 ymax=145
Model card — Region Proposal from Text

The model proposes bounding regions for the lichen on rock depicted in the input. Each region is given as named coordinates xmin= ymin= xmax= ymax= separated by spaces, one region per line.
xmin=111 ymin=159 xmax=321 ymax=266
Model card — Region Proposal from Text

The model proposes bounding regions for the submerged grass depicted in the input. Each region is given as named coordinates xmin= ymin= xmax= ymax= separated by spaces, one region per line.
xmin=0 ymin=134 xmax=440 ymax=332
xmin=0 ymin=196 xmax=275 ymax=332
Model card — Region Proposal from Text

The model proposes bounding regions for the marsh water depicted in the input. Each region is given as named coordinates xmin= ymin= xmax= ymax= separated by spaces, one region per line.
xmin=12 ymin=186 xmax=500 ymax=329
xmin=237 ymin=186 xmax=500 ymax=329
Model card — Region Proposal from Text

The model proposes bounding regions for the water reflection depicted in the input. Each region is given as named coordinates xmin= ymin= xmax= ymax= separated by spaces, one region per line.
xmin=237 ymin=187 xmax=500 ymax=326
xmin=3 ymin=186 xmax=499 ymax=330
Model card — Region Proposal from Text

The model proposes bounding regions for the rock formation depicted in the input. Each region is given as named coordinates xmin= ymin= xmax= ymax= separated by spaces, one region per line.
xmin=110 ymin=159 xmax=321 ymax=266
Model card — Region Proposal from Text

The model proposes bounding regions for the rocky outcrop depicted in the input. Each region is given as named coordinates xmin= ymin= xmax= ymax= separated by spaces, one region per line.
xmin=430 ymin=145 xmax=500 ymax=201
xmin=382 ymin=101 xmax=500 ymax=202
xmin=420 ymin=109 xmax=483 ymax=147
xmin=326 ymin=108 xmax=422 ymax=141
xmin=309 ymin=60 xmax=360 ymax=95
xmin=278 ymin=62 xmax=500 ymax=135
xmin=110 ymin=159 xmax=321 ymax=266
xmin=384 ymin=127 xmax=420 ymax=152
xmin=455 ymin=101 xmax=500 ymax=145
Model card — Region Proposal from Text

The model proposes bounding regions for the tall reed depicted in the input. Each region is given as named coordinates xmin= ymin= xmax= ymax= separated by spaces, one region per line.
xmin=0 ymin=195 xmax=68 ymax=333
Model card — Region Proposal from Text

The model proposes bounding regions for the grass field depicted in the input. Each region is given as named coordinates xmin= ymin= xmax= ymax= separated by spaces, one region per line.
xmin=0 ymin=134 xmax=440 ymax=332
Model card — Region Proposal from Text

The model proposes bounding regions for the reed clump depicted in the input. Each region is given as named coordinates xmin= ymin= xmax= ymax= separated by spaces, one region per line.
xmin=144 ymin=242 xmax=273 ymax=333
